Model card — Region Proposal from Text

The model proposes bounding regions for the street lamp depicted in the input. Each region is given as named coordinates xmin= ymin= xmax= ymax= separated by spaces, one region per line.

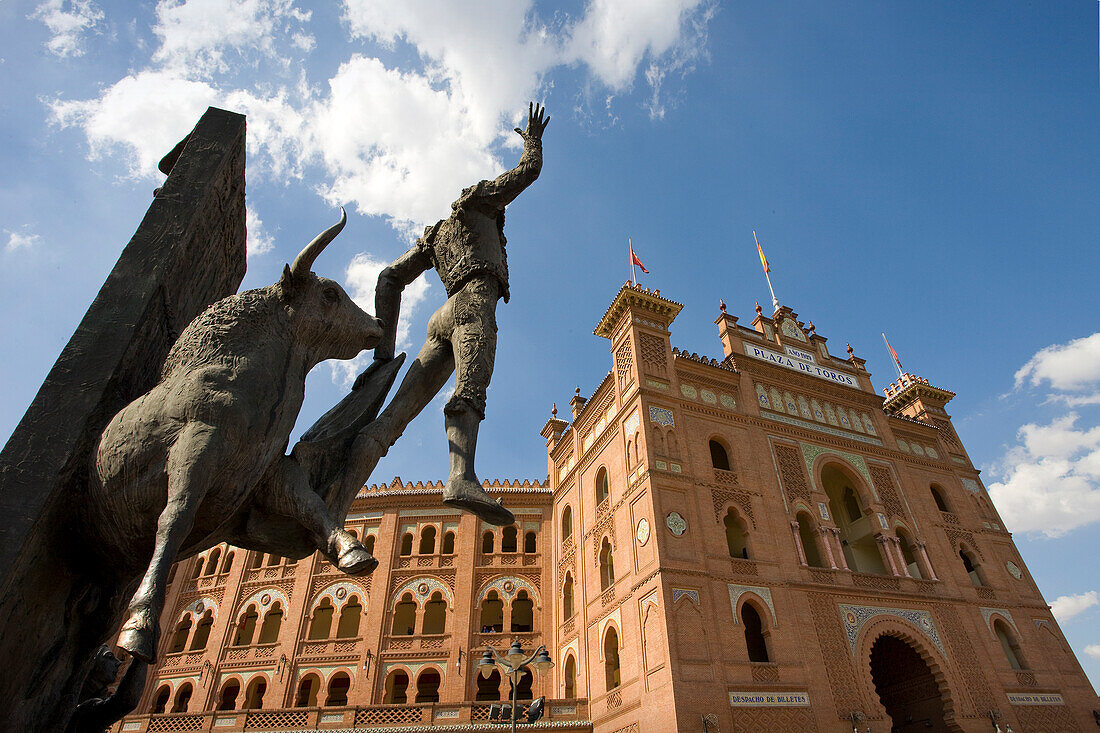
xmin=478 ymin=642 xmax=554 ymax=731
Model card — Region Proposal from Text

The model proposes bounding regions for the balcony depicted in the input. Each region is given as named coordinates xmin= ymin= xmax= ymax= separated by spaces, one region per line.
xmin=243 ymin=564 xmax=297 ymax=583
xmin=223 ymin=642 xmax=279 ymax=664
xmin=297 ymin=637 xmax=362 ymax=659
xmin=159 ymin=650 xmax=205 ymax=671
xmin=112 ymin=699 xmax=590 ymax=732
xmin=476 ymin=552 xmax=541 ymax=568
xmin=382 ymin=633 xmax=452 ymax=652
xmin=182 ymin=572 xmax=229 ymax=593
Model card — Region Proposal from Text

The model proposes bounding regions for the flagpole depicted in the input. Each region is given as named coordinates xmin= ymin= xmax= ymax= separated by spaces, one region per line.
xmin=754 ymin=230 xmax=779 ymax=311
xmin=629 ymin=237 xmax=637 ymax=285
xmin=882 ymin=333 xmax=904 ymax=379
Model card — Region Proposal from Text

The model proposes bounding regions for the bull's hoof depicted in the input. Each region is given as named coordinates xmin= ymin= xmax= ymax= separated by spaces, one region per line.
xmin=443 ymin=478 xmax=515 ymax=526
xmin=338 ymin=547 xmax=378 ymax=576
xmin=117 ymin=621 xmax=156 ymax=665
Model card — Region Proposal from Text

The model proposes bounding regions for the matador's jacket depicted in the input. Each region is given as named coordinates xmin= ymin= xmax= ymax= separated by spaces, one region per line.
xmin=416 ymin=135 xmax=543 ymax=304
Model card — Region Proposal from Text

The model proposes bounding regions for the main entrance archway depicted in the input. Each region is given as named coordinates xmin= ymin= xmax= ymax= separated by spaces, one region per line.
xmin=869 ymin=635 xmax=949 ymax=732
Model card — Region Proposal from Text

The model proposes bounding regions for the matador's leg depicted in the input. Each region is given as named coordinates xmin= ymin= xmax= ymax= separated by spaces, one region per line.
xmin=441 ymin=279 xmax=514 ymax=526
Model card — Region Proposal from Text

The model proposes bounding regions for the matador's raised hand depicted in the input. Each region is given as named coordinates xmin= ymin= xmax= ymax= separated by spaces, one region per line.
xmin=514 ymin=102 xmax=549 ymax=141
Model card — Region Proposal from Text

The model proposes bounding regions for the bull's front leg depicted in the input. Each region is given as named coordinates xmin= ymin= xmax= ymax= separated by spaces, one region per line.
xmin=267 ymin=457 xmax=377 ymax=576
xmin=117 ymin=423 xmax=223 ymax=663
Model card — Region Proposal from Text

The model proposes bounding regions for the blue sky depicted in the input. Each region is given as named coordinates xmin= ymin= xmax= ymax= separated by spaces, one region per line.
xmin=2 ymin=0 xmax=1098 ymax=689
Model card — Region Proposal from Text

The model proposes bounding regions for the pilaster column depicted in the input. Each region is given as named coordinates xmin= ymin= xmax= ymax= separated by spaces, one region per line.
xmin=877 ymin=534 xmax=901 ymax=576
xmin=892 ymin=538 xmax=912 ymax=578
xmin=819 ymin=527 xmax=838 ymax=569
xmin=916 ymin=540 xmax=938 ymax=581
xmin=831 ymin=528 xmax=850 ymax=571
xmin=790 ymin=521 xmax=807 ymax=566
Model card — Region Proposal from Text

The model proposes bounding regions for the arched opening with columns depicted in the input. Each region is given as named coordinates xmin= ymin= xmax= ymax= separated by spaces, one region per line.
xmin=895 ymin=527 xmax=924 ymax=579
xmin=794 ymin=511 xmax=824 ymax=568
xmin=294 ymin=674 xmax=320 ymax=707
xmin=234 ymin=605 xmax=258 ymax=646
xmin=217 ymin=679 xmax=241 ymax=710
xmin=476 ymin=669 xmax=501 ymax=701
xmin=309 ymin=598 xmax=336 ymax=639
xmin=151 ymin=685 xmax=170 ymax=713
xmin=392 ymin=593 xmax=418 ymax=635
xmin=189 ymin=610 xmax=214 ymax=650
xmin=336 ymin=595 xmax=362 ymax=638
xmin=243 ymin=677 xmax=266 ymax=709
xmin=993 ymin=619 xmax=1028 ymax=670
xmin=384 ymin=670 xmax=410 ymax=704
xmin=422 ymin=592 xmax=447 ymax=634
xmin=257 ymin=602 xmax=282 ymax=644
xmin=595 ymin=467 xmax=610 ymax=504
xmin=563 ymin=573 xmax=575 ymax=620
xmin=821 ymin=463 xmax=886 ymax=574
xmin=868 ymin=634 xmax=951 ymax=731
xmin=325 ymin=672 xmax=351 ymax=706
xmin=171 ymin=682 xmax=193 ymax=712
xmin=959 ymin=546 xmax=985 ymax=587
xmin=169 ymin=614 xmax=193 ymax=653
xmin=740 ymin=601 xmax=770 ymax=662
xmin=599 ymin=538 xmax=615 ymax=590
xmin=604 ymin=626 xmax=621 ymax=690
xmin=415 ymin=668 xmax=442 ymax=703
xmin=561 ymin=505 xmax=573 ymax=543
xmin=511 ymin=590 xmax=534 ymax=632
xmin=419 ymin=526 xmax=436 ymax=555
xmin=479 ymin=591 xmax=503 ymax=633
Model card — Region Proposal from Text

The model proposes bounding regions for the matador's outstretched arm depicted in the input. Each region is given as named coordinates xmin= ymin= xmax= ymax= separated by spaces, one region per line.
xmin=471 ymin=102 xmax=549 ymax=210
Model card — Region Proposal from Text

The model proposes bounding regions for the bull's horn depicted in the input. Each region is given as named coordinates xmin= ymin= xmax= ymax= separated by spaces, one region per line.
xmin=291 ymin=207 xmax=347 ymax=277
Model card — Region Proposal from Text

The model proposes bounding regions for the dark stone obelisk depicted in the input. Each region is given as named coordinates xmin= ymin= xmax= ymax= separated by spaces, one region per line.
xmin=0 ymin=107 xmax=247 ymax=731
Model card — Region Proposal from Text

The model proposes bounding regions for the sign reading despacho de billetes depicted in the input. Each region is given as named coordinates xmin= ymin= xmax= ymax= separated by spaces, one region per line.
xmin=1006 ymin=693 xmax=1065 ymax=706
xmin=729 ymin=691 xmax=810 ymax=707
xmin=744 ymin=342 xmax=858 ymax=388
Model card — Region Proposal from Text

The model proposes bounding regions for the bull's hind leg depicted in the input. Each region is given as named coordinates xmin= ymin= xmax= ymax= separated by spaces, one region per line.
xmin=266 ymin=457 xmax=377 ymax=576
xmin=117 ymin=423 xmax=222 ymax=663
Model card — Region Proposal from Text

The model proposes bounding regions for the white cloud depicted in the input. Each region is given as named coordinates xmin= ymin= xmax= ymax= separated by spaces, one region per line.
xmin=245 ymin=207 xmax=274 ymax=257
xmin=31 ymin=0 xmax=105 ymax=58
xmin=1014 ymin=333 xmax=1100 ymax=392
xmin=989 ymin=333 xmax=1100 ymax=538
xmin=330 ymin=251 xmax=432 ymax=388
xmin=5 ymin=229 xmax=41 ymax=252
xmin=1085 ymin=644 xmax=1100 ymax=659
xmin=987 ymin=413 xmax=1100 ymax=537
xmin=1050 ymin=591 xmax=1099 ymax=623
xmin=152 ymin=0 xmax=311 ymax=74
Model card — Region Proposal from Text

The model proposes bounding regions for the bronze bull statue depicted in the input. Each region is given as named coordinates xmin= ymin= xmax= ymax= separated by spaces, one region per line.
xmin=89 ymin=209 xmax=389 ymax=664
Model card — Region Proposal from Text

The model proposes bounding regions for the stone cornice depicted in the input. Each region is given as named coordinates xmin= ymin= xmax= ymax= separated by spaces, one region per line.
xmin=594 ymin=283 xmax=684 ymax=338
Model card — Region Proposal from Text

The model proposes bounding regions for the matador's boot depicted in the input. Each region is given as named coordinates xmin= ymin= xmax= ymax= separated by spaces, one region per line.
xmin=442 ymin=403 xmax=514 ymax=526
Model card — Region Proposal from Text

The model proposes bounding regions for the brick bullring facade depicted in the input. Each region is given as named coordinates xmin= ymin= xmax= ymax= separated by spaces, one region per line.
xmin=113 ymin=284 xmax=1098 ymax=732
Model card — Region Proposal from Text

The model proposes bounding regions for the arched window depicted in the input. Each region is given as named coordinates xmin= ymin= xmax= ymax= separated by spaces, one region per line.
xmin=325 ymin=672 xmax=351 ymax=706
xmin=960 ymin=549 xmax=984 ymax=586
xmin=189 ymin=610 xmax=214 ymax=650
xmin=266 ymin=553 xmax=280 ymax=567
xmin=442 ymin=531 xmax=455 ymax=554
xmin=336 ymin=596 xmax=362 ymax=638
xmin=295 ymin=674 xmax=320 ymax=707
xmin=364 ymin=534 xmax=376 ymax=555
xmin=564 ymin=655 xmax=577 ymax=699
xmin=234 ymin=605 xmax=258 ymax=646
xmin=205 ymin=547 xmax=221 ymax=575
xmin=741 ymin=603 xmax=770 ymax=662
xmin=482 ymin=531 xmax=494 ymax=554
xmin=392 ymin=593 xmax=418 ymax=635
xmin=384 ymin=671 xmax=409 ymax=704
xmin=994 ymin=620 xmax=1027 ymax=670
xmin=419 ymin=526 xmax=437 ymax=555
xmin=595 ymin=467 xmax=610 ymax=504
xmin=524 ymin=531 xmax=537 ymax=554
xmin=502 ymin=526 xmax=518 ymax=553
xmin=511 ymin=590 xmax=534 ymax=632
xmin=191 ymin=557 xmax=203 ymax=580
xmin=257 ymin=602 xmax=283 ymax=644
xmin=626 ymin=438 xmax=635 ymax=467
xmin=476 ymin=669 xmax=501 ymax=701
xmin=243 ymin=677 xmax=266 ymax=709
xmin=152 ymin=685 xmax=170 ymax=714
xmin=250 ymin=552 xmax=264 ymax=568
xmin=796 ymin=512 xmax=824 ymax=568
xmin=896 ymin=530 xmax=923 ymax=579
xmin=169 ymin=614 xmax=192 ymax=653
xmin=415 ymin=668 xmax=441 ymax=703
xmin=511 ymin=669 xmax=534 ymax=700
xmin=221 ymin=551 xmax=234 ymax=574
xmin=931 ymin=485 xmax=950 ymax=512
xmin=171 ymin=682 xmax=193 ymax=712
xmin=217 ymin=680 xmax=240 ymax=710
xmin=423 ymin=592 xmax=447 ymax=634
xmin=400 ymin=533 xmax=413 ymax=556
xmin=599 ymin=538 xmax=615 ymax=590
xmin=604 ymin=627 xmax=621 ymax=690
xmin=563 ymin=573 xmax=575 ymax=619
xmin=309 ymin=598 xmax=335 ymax=640
xmin=561 ymin=506 xmax=573 ymax=541
xmin=480 ymin=591 xmax=503 ymax=632
xmin=709 ymin=440 xmax=730 ymax=471
xmin=724 ymin=508 xmax=749 ymax=559
xmin=841 ymin=486 xmax=862 ymax=523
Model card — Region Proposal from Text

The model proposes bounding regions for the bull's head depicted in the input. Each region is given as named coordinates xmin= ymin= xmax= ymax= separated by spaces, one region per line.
xmin=280 ymin=208 xmax=383 ymax=362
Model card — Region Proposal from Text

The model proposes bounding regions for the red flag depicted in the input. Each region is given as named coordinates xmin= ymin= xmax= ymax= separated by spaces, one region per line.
xmin=882 ymin=333 xmax=904 ymax=372
xmin=630 ymin=246 xmax=649 ymax=273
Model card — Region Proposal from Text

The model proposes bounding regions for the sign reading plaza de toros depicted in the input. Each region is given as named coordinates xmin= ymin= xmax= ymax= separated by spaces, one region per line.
xmin=743 ymin=342 xmax=859 ymax=388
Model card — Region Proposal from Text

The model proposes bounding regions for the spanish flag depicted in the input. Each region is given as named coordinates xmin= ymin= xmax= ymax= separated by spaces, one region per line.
xmin=753 ymin=230 xmax=770 ymax=274
xmin=629 ymin=239 xmax=649 ymax=273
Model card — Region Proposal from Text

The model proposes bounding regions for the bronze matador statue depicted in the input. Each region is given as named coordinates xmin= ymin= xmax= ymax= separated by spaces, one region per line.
xmin=361 ymin=102 xmax=549 ymax=526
